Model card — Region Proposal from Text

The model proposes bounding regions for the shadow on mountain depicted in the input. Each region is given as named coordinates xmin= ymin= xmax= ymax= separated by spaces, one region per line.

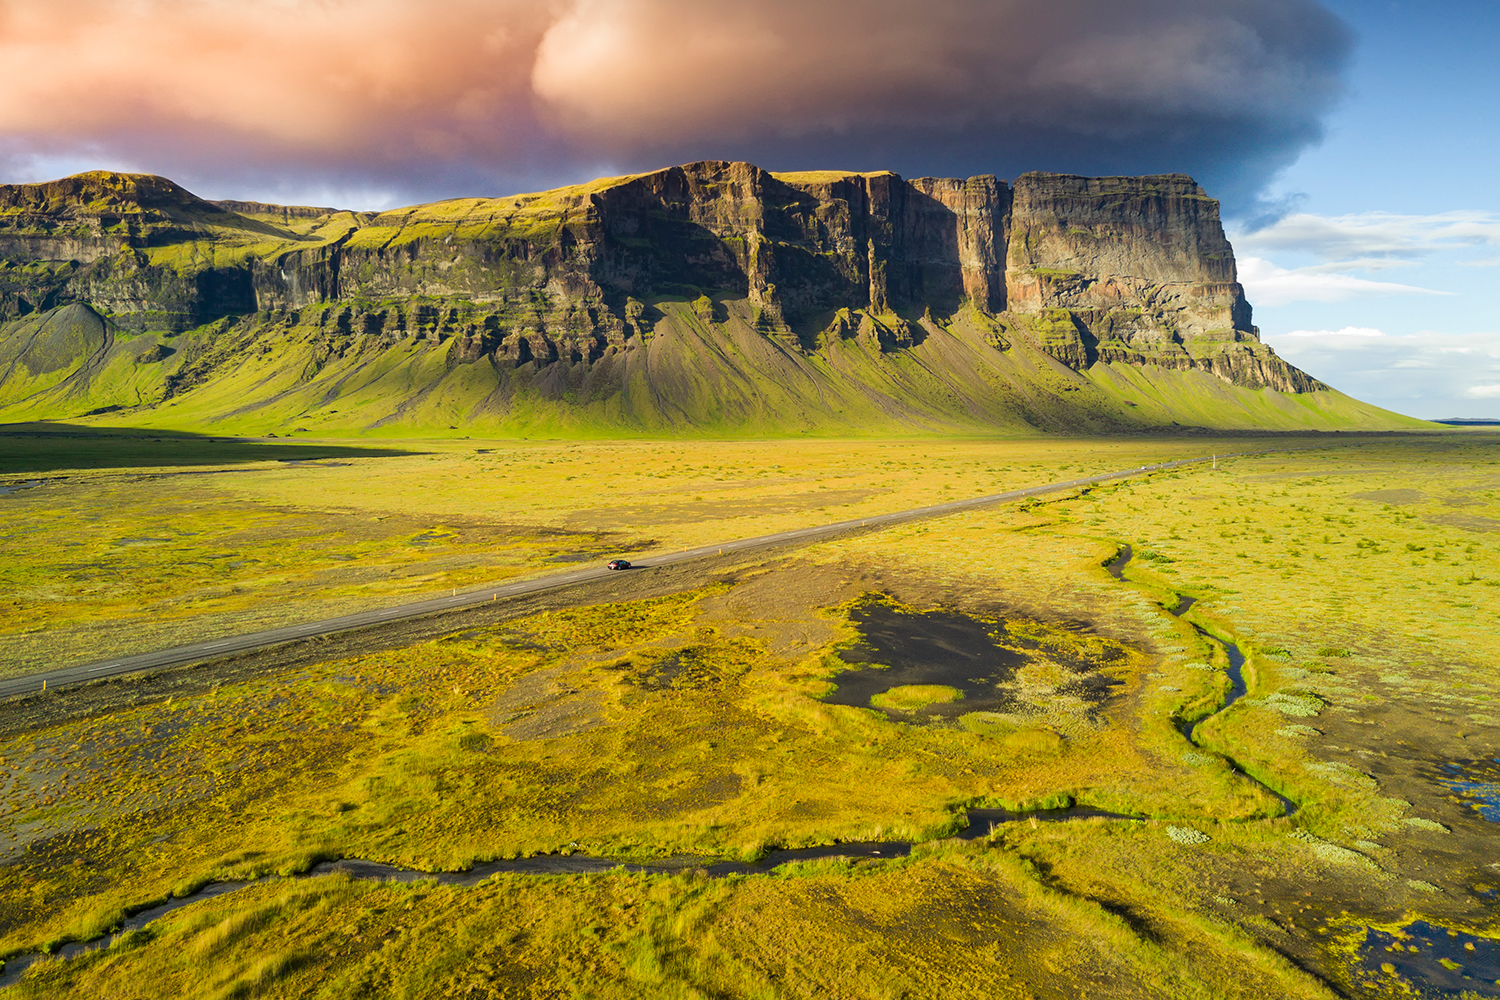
xmin=0 ymin=423 xmax=421 ymax=474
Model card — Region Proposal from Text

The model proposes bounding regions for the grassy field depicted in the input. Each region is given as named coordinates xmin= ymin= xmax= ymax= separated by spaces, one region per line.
xmin=2 ymin=430 xmax=1276 ymax=673
xmin=1 ymin=430 xmax=1497 ymax=997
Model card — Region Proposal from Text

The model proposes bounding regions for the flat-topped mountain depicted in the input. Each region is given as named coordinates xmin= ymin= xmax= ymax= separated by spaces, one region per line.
xmin=0 ymin=162 xmax=1420 ymax=434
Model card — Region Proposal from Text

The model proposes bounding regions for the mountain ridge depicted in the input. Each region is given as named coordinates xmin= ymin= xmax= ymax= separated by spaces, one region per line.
xmin=0 ymin=162 xmax=1424 ymax=435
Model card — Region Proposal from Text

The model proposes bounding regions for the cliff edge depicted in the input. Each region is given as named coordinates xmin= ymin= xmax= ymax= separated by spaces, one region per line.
xmin=0 ymin=161 xmax=1401 ymax=436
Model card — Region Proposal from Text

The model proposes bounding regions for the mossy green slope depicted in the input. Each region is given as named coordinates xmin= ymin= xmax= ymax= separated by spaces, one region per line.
xmin=0 ymin=299 xmax=1422 ymax=436
xmin=0 ymin=163 xmax=1430 ymax=436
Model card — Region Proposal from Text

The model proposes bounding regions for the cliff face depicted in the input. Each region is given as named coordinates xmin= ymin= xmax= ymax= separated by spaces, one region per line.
xmin=0 ymin=160 xmax=1325 ymax=421
xmin=1003 ymin=173 xmax=1318 ymax=392
xmin=0 ymin=172 xmax=292 ymax=329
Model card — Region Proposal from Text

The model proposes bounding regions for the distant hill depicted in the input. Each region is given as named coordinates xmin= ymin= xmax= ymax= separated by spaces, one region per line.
xmin=0 ymin=163 xmax=1427 ymax=436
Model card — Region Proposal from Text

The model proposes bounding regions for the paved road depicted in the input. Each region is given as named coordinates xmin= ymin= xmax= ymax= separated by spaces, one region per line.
xmin=0 ymin=455 xmax=1219 ymax=700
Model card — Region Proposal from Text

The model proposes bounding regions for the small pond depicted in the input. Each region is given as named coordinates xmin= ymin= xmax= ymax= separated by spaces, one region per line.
xmin=822 ymin=595 xmax=1124 ymax=720
xmin=1359 ymin=920 xmax=1500 ymax=997
xmin=1435 ymin=758 xmax=1500 ymax=823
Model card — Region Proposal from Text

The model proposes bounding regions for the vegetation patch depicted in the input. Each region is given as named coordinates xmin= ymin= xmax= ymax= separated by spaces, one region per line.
xmin=869 ymin=684 xmax=965 ymax=712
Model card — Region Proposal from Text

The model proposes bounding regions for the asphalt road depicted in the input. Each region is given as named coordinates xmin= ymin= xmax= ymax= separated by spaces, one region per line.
xmin=0 ymin=455 xmax=1218 ymax=700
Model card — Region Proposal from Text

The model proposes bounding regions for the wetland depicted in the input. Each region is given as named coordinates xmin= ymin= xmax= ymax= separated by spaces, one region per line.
xmin=0 ymin=430 xmax=1497 ymax=998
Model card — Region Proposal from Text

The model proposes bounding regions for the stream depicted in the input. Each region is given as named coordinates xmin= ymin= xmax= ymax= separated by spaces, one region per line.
xmin=0 ymin=806 xmax=1136 ymax=987
xmin=1106 ymin=545 xmax=1295 ymax=816
xmin=0 ymin=542 xmax=1280 ymax=988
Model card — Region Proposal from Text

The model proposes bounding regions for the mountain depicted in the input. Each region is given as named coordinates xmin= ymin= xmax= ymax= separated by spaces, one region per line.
xmin=0 ymin=163 xmax=1423 ymax=436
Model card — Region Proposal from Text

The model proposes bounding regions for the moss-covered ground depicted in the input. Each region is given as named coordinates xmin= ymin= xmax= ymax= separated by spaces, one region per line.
xmin=1 ymin=432 xmax=1497 ymax=997
xmin=2 ymin=433 xmax=1268 ymax=673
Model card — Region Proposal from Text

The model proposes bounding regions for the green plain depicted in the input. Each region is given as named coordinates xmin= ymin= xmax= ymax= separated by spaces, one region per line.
xmin=0 ymin=431 xmax=1496 ymax=996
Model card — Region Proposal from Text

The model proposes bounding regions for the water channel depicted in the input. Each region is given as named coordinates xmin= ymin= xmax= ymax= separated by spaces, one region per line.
xmin=0 ymin=543 xmax=1279 ymax=988
xmin=0 ymin=804 xmax=1135 ymax=987
xmin=1106 ymin=545 xmax=1296 ymax=816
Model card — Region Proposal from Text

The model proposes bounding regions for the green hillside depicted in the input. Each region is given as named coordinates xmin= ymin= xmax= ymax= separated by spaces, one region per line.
xmin=0 ymin=164 xmax=1431 ymax=437
xmin=0 ymin=298 xmax=1422 ymax=437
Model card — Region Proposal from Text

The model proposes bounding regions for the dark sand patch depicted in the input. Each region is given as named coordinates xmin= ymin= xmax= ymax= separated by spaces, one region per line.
xmin=1351 ymin=489 xmax=1427 ymax=505
xmin=1423 ymin=512 xmax=1500 ymax=533
xmin=823 ymin=596 xmax=1124 ymax=720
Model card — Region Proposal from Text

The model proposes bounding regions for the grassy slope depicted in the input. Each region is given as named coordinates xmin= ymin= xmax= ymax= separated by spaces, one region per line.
xmin=0 ymin=299 xmax=1427 ymax=437
xmin=339 ymin=170 xmax=645 ymax=254
xmin=0 ymin=168 xmax=1429 ymax=437
xmin=1084 ymin=362 xmax=1426 ymax=431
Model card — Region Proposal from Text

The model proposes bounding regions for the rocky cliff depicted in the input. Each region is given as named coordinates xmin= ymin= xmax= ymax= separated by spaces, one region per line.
xmin=0 ymin=161 xmax=1361 ymax=434
xmin=1004 ymin=174 xmax=1318 ymax=392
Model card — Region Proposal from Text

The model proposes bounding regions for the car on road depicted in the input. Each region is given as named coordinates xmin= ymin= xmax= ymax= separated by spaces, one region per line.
xmin=606 ymin=559 xmax=632 ymax=570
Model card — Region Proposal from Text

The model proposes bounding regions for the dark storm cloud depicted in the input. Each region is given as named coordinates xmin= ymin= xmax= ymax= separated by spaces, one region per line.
xmin=0 ymin=0 xmax=1351 ymax=209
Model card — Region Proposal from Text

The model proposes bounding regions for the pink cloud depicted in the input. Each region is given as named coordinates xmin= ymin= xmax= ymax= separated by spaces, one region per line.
xmin=0 ymin=1 xmax=553 ymax=161
xmin=0 ymin=0 xmax=1350 ymax=207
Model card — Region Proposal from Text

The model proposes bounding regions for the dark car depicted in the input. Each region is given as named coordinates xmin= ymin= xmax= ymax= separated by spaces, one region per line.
xmin=606 ymin=559 xmax=632 ymax=570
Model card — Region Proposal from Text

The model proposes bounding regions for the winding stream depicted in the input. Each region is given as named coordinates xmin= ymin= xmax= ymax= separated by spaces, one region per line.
xmin=0 ymin=541 xmax=1282 ymax=988
xmin=0 ymin=808 xmax=1134 ymax=986
xmin=1107 ymin=545 xmax=1295 ymax=815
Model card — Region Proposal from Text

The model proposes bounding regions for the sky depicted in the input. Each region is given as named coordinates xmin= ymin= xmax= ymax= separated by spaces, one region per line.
xmin=0 ymin=0 xmax=1495 ymax=418
xmin=1228 ymin=0 xmax=1500 ymax=420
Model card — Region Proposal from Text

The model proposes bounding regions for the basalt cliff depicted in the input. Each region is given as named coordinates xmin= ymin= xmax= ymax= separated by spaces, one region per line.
xmin=0 ymin=162 xmax=1417 ymax=434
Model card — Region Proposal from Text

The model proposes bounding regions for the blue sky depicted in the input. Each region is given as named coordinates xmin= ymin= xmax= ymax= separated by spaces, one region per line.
xmin=1228 ymin=0 xmax=1500 ymax=418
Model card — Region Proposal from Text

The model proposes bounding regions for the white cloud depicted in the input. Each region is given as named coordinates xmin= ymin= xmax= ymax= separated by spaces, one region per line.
xmin=1237 ymin=256 xmax=1446 ymax=306
xmin=1233 ymin=210 xmax=1500 ymax=261
xmin=1298 ymin=257 xmax=1417 ymax=273
xmin=1279 ymin=326 xmax=1384 ymax=338
xmin=1263 ymin=328 xmax=1500 ymax=418
xmin=1234 ymin=212 xmax=1500 ymax=418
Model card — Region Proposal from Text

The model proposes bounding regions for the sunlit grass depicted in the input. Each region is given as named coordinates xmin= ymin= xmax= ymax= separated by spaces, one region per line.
xmin=1 ymin=434 xmax=1267 ymax=673
xmin=2 ymin=432 xmax=1497 ymax=996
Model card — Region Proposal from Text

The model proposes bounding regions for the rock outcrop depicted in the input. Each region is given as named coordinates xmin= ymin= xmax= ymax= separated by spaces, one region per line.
xmin=0 ymin=160 xmax=1323 ymax=407
xmin=1003 ymin=173 xmax=1320 ymax=392
xmin=0 ymin=172 xmax=288 ymax=330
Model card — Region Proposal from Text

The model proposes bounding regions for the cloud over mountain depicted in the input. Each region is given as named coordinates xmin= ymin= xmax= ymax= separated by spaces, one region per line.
xmin=1236 ymin=257 xmax=1449 ymax=307
xmin=0 ymin=0 xmax=1350 ymax=208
